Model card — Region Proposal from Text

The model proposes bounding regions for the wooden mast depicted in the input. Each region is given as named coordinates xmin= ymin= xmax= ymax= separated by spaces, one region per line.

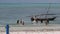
xmin=45 ymin=3 xmax=51 ymax=25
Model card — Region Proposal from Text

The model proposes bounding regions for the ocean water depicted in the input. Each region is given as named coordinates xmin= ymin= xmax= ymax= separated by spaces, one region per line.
xmin=0 ymin=3 xmax=60 ymax=25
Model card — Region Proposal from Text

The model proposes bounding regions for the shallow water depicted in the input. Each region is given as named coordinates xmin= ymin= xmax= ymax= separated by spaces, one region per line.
xmin=0 ymin=3 xmax=60 ymax=25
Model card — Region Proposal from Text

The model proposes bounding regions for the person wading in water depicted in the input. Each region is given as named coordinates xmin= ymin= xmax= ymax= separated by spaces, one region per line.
xmin=20 ymin=19 xmax=24 ymax=25
xmin=17 ymin=20 xmax=19 ymax=24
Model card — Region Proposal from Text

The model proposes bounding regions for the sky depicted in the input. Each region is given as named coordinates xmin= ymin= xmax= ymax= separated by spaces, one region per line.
xmin=0 ymin=0 xmax=60 ymax=3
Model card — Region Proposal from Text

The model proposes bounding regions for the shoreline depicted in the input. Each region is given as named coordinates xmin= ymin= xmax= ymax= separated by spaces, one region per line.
xmin=0 ymin=24 xmax=60 ymax=32
xmin=0 ymin=24 xmax=60 ymax=34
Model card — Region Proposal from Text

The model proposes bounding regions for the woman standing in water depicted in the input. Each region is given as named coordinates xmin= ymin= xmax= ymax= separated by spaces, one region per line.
xmin=20 ymin=18 xmax=24 ymax=25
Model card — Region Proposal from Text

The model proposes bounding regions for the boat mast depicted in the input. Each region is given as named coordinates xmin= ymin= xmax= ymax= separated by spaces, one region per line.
xmin=45 ymin=3 xmax=51 ymax=18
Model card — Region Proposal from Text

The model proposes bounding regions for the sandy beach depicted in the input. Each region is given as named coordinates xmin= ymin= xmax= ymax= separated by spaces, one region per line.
xmin=0 ymin=24 xmax=60 ymax=34
xmin=0 ymin=31 xmax=60 ymax=34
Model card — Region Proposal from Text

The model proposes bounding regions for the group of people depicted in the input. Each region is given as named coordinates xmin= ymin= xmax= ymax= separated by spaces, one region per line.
xmin=17 ymin=19 xmax=24 ymax=25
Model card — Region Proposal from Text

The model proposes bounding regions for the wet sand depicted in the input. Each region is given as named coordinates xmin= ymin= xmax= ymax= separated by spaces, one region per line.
xmin=0 ymin=24 xmax=60 ymax=34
